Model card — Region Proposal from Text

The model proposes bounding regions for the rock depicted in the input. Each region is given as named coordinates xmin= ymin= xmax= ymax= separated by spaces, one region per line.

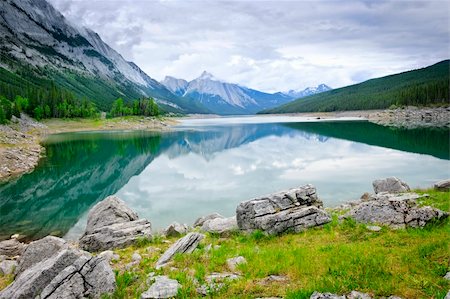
xmin=15 ymin=236 xmax=67 ymax=276
xmin=0 ymin=260 xmax=17 ymax=275
xmin=141 ymin=275 xmax=180 ymax=299
xmin=360 ymin=192 xmax=371 ymax=201
xmin=163 ymin=222 xmax=188 ymax=237
xmin=434 ymin=179 xmax=450 ymax=190
xmin=156 ymin=233 xmax=204 ymax=268
xmin=197 ymin=272 xmax=241 ymax=295
xmin=0 ymin=247 xmax=115 ymax=299
xmin=201 ymin=216 xmax=238 ymax=235
xmin=0 ymin=239 xmax=25 ymax=257
xmin=444 ymin=272 xmax=450 ymax=280
xmin=236 ymin=185 xmax=331 ymax=235
xmin=372 ymin=177 xmax=410 ymax=194
xmin=132 ymin=252 xmax=142 ymax=262
xmin=348 ymin=291 xmax=372 ymax=299
xmin=193 ymin=212 xmax=224 ymax=227
xmin=206 ymin=272 xmax=241 ymax=283
xmin=310 ymin=291 xmax=345 ymax=299
xmin=445 ymin=290 xmax=450 ymax=299
xmin=258 ymin=275 xmax=289 ymax=285
xmin=10 ymin=234 xmax=19 ymax=239
xmin=226 ymin=256 xmax=247 ymax=272
xmin=344 ymin=192 xmax=448 ymax=229
xmin=366 ymin=225 xmax=382 ymax=232
xmin=98 ymin=250 xmax=120 ymax=263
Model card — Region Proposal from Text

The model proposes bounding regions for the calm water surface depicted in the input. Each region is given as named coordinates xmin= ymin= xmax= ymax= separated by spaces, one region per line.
xmin=0 ymin=116 xmax=449 ymax=240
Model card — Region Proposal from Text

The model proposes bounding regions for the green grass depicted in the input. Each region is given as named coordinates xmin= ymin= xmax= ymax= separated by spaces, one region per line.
xmin=100 ymin=189 xmax=449 ymax=299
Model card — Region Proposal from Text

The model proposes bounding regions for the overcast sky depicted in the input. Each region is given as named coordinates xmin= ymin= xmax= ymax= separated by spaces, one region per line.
xmin=48 ymin=0 xmax=449 ymax=92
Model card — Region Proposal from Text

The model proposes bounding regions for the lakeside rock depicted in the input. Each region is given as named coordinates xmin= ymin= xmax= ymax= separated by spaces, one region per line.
xmin=193 ymin=212 xmax=224 ymax=227
xmin=141 ymin=275 xmax=181 ymax=299
xmin=236 ymin=184 xmax=332 ymax=235
xmin=201 ymin=216 xmax=238 ymax=235
xmin=79 ymin=196 xmax=152 ymax=252
xmin=372 ymin=177 xmax=410 ymax=194
xmin=0 ymin=246 xmax=115 ymax=299
xmin=344 ymin=192 xmax=448 ymax=229
xmin=156 ymin=232 xmax=204 ymax=268
xmin=370 ymin=106 xmax=450 ymax=128
xmin=163 ymin=222 xmax=189 ymax=237
xmin=0 ymin=239 xmax=25 ymax=257
xmin=434 ymin=179 xmax=450 ymax=191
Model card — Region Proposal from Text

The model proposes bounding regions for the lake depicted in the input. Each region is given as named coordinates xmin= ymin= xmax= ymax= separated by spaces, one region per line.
xmin=0 ymin=116 xmax=449 ymax=241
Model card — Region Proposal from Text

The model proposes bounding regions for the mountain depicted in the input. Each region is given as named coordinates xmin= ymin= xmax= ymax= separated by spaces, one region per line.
xmin=161 ymin=71 xmax=294 ymax=115
xmin=261 ymin=60 xmax=450 ymax=114
xmin=0 ymin=0 xmax=208 ymax=113
xmin=285 ymin=84 xmax=332 ymax=98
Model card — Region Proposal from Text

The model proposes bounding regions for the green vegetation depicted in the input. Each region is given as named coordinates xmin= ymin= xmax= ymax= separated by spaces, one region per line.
xmin=110 ymin=98 xmax=159 ymax=117
xmin=262 ymin=60 xmax=450 ymax=114
xmin=99 ymin=189 xmax=449 ymax=299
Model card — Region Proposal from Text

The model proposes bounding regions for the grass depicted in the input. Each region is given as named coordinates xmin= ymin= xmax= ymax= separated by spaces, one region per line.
xmin=2 ymin=190 xmax=449 ymax=298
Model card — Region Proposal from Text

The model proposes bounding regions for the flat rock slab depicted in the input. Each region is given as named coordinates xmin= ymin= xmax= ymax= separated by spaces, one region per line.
xmin=141 ymin=275 xmax=180 ymax=299
xmin=0 ymin=239 xmax=25 ymax=257
xmin=79 ymin=219 xmax=153 ymax=252
xmin=236 ymin=184 xmax=331 ymax=235
xmin=311 ymin=291 xmax=372 ymax=299
xmin=156 ymin=233 xmax=204 ymax=268
xmin=201 ymin=216 xmax=238 ymax=235
xmin=344 ymin=192 xmax=448 ymax=229
xmin=372 ymin=177 xmax=410 ymax=194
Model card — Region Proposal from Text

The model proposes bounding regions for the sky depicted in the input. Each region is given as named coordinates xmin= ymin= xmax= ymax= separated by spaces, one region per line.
xmin=48 ymin=0 xmax=449 ymax=93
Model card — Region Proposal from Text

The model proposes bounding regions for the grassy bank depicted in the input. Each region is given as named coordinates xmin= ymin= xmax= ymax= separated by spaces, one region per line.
xmin=95 ymin=189 xmax=449 ymax=299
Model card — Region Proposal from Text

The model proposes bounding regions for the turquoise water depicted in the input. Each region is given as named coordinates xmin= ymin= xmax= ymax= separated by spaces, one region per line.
xmin=0 ymin=116 xmax=449 ymax=240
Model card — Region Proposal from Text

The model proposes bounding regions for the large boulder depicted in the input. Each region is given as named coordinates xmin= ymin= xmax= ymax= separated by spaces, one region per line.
xmin=372 ymin=177 xmax=410 ymax=194
xmin=0 ymin=247 xmax=115 ymax=299
xmin=15 ymin=236 xmax=67 ymax=276
xmin=163 ymin=222 xmax=188 ymax=237
xmin=434 ymin=179 xmax=450 ymax=191
xmin=344 ymin=192 xmax=448 ymax=229
xmin=156 ymin=233 xmax=204 ymax=268
xmin=193 ymin=213 xmax=224 ymax=227
xmin=236 ymin=185 xmax=331 ymax=235
xmin=201 ymin=216 xmax=238 ymax=235
xmin=0 ymin=239 xmax=25 ymax=257
xmin=79 ymin=196 xmax=152 ymax=252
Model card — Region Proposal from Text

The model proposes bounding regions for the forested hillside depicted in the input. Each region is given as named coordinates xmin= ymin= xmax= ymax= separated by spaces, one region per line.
xmin=261 ymin=60 xmax=449 ymax=114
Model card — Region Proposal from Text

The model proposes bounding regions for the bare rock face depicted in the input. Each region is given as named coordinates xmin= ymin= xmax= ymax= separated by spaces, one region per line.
xmin=141 ymin=275 xmax=181 ymax=299
xmin=15 ymin=236 xmax=67 ymax=276
xmin=0 ymin=239 xmax=25 ymax=257
xmin=434 ymin=179 xmax=450 ymax=190
xmin=156 ymin=233 xmax=204 ymax=268
xmin=0 ymin=246 xmax=115 ymax=299
xmin=163 ymin=222 xmax=188 ymax=237
xmin=344 ymin=192 xmax=448 ymax=229
xmin=236 ymin=185 xmax=331 ymax=235
xmin=193 ymin=213 xmax=224 ymax=227
xmin=79 ymin=196 xmax=152 ymax=252
xmin=201 ymin=216 xmax=238 ymax=235
xmin=372 ymin=177 xmax=410 ymax=194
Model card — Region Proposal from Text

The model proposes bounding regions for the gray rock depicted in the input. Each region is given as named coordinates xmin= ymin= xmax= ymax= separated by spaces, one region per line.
xmin=193 ymin=213 xmax=224 ymax=227
xmin=0 ymin=260 xmax=17 ymax=275
xmin=84 ymin=195 xmax=139 ymax=234
xmin=0 ymin=239 xmax=25 ymax=257
xmin=258 ymin=275 xmax=289 ymax=285
xmin=348 ymin=291 xmax=372 ymax=299
xmin=132 ymin=252 xmax=142 ymax=262
xmin=0 ymin=255 xmax=6 ymax=262
xmin=141 ymin=275 xmax=180 ymax=299
xmin=366 ymin=225 xmax=382 ymax=232
xmin=98 ymin=250 xmax=120 ymax=263
xmin=444 ymin=271 xmax=450 ymax=280
xmin=236 ymin=184 xmax=331 ymax=235
xmin=15 ymin=236 xmax=67 ymax=276
xmin=156 ymin=233 xmax=204 ymax=268
xmin=79 ymin=218 xmax=152 ymax=252
xmin=163 ymin=222 xmax=188 ymax=237
xmin=445 ymin=290 xmax=450 ymax=299
xmin=372 ymin=177 xmax=410 ymax=194
xmin=226 ymin=256 xmax=247 ymax=272
xmin=39 ymin=255 xmax=116 ymax=299
xmin=201 ymin=216 xmax=238 ymax=235
xmin=434 ymin=179 xmax=450 ymax=190
xmin=344 ymin=193 xmax=448 ymax=229
xmin=310 ymin=291 xmax=345 ymax=299
xmin=206 ymin=272 xmax=241 ymax=283
xmin=197 ymin=272 xmax=241 ymax=295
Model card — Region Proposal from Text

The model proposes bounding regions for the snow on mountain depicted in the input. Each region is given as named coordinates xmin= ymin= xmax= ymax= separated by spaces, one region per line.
xmin=285 ymin=84 xmax=332 ymax=99
xmin=161 ymin=71 xmax=293 ymax=115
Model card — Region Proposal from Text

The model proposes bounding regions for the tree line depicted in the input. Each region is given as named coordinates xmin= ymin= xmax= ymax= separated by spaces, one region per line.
xmin=110 ymin=97 xmax=159 ymax=117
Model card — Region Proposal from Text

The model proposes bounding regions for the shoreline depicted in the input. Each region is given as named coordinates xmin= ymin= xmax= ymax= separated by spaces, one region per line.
xmin=0 ymin=107 xmax=448 ymax=181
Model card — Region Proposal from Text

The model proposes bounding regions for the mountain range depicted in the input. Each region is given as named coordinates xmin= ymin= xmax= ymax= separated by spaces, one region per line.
xmin=161 ymin=72 xmax=330 ymax=114
xmin=0 ymin=0 xmax=332 ymax=115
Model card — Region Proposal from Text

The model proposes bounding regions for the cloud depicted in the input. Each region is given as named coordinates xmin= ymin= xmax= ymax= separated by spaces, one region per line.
xmin=48 ymin=0 xmax=449 ymax=92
